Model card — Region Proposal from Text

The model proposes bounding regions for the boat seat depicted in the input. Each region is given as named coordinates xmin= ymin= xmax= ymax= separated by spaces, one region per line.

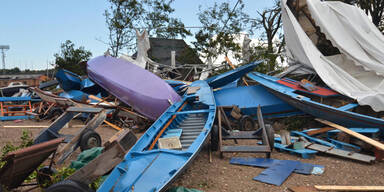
xmin=178 ymin=114 xmax=206 ymax=150
xmin=338 ymin=103 xmax=358 ymax=111
xmin=162 ymin=129 xmax=183 ymax=138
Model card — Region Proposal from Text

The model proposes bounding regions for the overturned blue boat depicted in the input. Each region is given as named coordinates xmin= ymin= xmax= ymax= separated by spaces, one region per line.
xmin=206 ymin=62 xmax=303 ymax=119
xmin=98 ymin=80 xmax=216 ymax=192
xmin=214 ymin=85 xmax=303 ymax=119
xmin=247 ymin=72 xmax=384 ymax=130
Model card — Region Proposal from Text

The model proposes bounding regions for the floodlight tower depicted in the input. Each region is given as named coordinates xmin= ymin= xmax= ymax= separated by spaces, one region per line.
xmin=0 ymin=45 xmax=10 ymax=75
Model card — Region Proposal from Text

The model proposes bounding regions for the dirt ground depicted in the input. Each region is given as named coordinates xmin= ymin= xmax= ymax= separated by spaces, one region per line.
xmin=1 ymin=119 xmax=384 ymax=192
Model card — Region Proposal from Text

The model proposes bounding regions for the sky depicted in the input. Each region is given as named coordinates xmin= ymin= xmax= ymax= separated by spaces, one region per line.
xmin=0 ymin=0 xmax=274 ymax=70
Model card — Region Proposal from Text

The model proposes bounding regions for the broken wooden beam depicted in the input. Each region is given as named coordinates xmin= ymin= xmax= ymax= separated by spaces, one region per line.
xmin=306 ymin=127 xmax=335 ymax=136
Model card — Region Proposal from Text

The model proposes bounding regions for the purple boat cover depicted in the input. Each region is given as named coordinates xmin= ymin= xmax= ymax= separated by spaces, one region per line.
xmin=87 ymin=56 xmax=181 ymax=120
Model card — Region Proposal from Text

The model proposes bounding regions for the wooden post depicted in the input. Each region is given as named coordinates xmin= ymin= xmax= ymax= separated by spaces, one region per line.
xmin=0 ymin=101 xmax=3 ymax=117
xmin=219 ymin=107 xmax=237 ymax=144
xmin=219 ymin=107 xmax=233 ymax=131
xmin=38 ymin=102 xmax=43 ymax=114
xmin=28 ymin=100 xmax=32 ymax=113
xmin=218 ymin=107 xmax=223 ymax=158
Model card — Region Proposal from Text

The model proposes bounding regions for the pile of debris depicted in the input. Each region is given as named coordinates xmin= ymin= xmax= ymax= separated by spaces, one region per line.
xmin=1 ymin=0 xmax=384 ymax=191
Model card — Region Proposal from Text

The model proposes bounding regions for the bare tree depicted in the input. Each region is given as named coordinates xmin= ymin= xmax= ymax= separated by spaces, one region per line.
xmin=251 ymin=0 xmax=284 ymax=72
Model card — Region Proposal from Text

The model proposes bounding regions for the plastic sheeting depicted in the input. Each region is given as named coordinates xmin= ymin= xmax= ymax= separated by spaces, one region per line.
xmin=282 ymin=0 xmax=384 ymax=111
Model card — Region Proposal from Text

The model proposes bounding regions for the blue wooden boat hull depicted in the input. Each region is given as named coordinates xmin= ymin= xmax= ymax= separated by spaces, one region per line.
xmin=206 ymin=61 xmax=262 ymax=89
xmin=98 ymin=80 xmax=216 ymax=192
xmin=247 ymin=72 xmax=384 ymax=129
xmin=55 ymin=69 xmax=82 ymax=91
xmin=214 ymin=85 xmax=303 ymax=119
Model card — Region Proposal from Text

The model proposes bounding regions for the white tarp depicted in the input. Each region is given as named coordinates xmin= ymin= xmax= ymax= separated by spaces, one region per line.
xmin=281 ymin=0 xmax=384 ymax=111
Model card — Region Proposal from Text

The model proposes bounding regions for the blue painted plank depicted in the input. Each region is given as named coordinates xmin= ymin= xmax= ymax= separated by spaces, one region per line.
xmin=258 ymin=139 xmax=316 ymax=159
xmin=291 ymin=131 xmax=336 ymax=148
xmin=253 ymin=160 xmax=299 ymax=186
xmin=206 ymin=62 xmax=261 ymax=89
xmin=327 ymin=138 xmax=361 ymax=152
xmin=173 ymin=109 xmax=210 ymax=115
xmin=326 ymin=128 xmax=380 ymax=138
xmin=0 ymin=96 xmax=31 ymax=101
xmin=162 ymin=129 xmax=183 ymax=138
xmin=230 ymin=157 xmax=322 ymax=175
xmin=327 ymin=128 xmax=380 ymax=134
xmin=230 ymin=157 xmax=277 ymax=167
xmin=274 ymin=143 xmax=317 ymax=159
xmin=0 ymin=115 xmax=32 ymax=121
xmin=338 ymin=103 xmax=358 ymax=111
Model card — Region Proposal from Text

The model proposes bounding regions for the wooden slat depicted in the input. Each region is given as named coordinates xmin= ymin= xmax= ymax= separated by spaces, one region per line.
xmin=316 ymin=119 xmax=384 ymax=150
xmin=103 ymin=120 xmax=122 ymax=131
xmin=315 ymin=185 xmax=384 ymax=191
xmin=306 ymin=127 xmax=335 ymax=136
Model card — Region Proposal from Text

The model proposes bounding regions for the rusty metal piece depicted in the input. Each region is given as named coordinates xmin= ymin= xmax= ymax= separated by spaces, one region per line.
xmin=0 ymin=138 xmax=64 ymax=189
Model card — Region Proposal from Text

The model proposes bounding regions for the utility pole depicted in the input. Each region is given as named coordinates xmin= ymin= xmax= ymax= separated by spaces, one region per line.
xmin=0 ymin=45 xmax=10 ymax=75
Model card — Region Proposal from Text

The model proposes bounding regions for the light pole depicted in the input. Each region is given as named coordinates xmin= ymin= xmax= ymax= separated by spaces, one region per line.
xmin=0 ymin=45 xmax=10 ymax=75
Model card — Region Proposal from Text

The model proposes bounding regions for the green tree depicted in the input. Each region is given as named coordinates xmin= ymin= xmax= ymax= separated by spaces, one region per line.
xmin=54 ymin=40 xmax=92 ymax=75
xmin=193 ymin=0 xmax=249 ymax=63
xmin=141 ymin=0 xmax=191 ymax=38
xmin=104 ymin=0 xmax=190 ymax=56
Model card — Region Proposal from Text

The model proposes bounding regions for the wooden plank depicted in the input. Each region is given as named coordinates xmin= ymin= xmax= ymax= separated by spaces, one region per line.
xmin=315 ymin=185 xmax=384 ymax=191
xmin=289 ymin=186 xmax=317 ymax=192
xmin=103 ymin=120 xmax=122 ymax=131
xmin=316 ymin=119 xmax=384 ymax=150
xmin=68 ymin=142 xmax=125 ymax=184
xmin=306 ymin=127 xmax=335 ymax=136
xmin=307 ymin=143 xmax=375 ymax=163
